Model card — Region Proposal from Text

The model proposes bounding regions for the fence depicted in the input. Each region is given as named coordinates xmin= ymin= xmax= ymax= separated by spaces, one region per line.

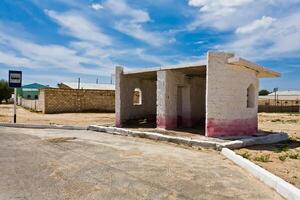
xmin=18 ymin=98 xmax=42 ymax=112
xmin=258 ymin=99 xmax=300 ymax=113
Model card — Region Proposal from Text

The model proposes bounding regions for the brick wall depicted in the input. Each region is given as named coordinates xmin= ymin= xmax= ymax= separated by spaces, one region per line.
xmin=40 ymin=88 xmax=115 ymax=114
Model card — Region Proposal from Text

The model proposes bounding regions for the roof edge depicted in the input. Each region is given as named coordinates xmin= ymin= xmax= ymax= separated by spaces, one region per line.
xmin=227 ymin=57 xmax=281 ymax=78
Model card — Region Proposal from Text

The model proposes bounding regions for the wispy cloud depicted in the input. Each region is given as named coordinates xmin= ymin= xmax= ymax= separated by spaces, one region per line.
xmin=90 ymin=3 xmax=103 ymax=11
xmin=45 ymin=9 xmax=112 ymax=46
xmin=235 ymin=16 xmax=276 ymax=34
xmin=104 ymin=0 xmax=171 ymax=46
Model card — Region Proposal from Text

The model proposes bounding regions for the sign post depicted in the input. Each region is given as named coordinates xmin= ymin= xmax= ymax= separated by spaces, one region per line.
xmin=8 ymin=70 xmax=22 ymax=123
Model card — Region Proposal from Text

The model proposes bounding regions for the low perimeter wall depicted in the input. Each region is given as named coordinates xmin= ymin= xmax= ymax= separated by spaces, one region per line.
xmin=40 ymin=88 xmax=115 ymax=114
xmin=19 ymin=98 xmax=43 ymax=112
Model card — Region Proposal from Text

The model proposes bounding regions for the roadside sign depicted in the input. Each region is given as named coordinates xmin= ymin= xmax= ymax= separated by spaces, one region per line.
xmin=8 ymin=70 xmax=22 ymax=124
xmin=9 ymin=70 xmax=22 ymax=88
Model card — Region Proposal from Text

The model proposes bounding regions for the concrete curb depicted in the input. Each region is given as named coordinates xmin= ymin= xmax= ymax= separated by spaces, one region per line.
xmin=218 ymin=132 xmax=289 ymax=150
xmin=0 ymin=123 xmax=87 ymax=130
xmin=88 ymin=125 xmax=219 ymax=149
xmin=88 ymin=125 xmax=288 ymax=150
xmin=221 ymin=148 xmax=300 ymax=200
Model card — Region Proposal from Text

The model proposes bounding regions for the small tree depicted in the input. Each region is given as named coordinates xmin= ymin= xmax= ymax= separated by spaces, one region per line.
xmin=0 ymin=79 xmax=13 ymax=103
xmin=259 ymin=89 xmax=270 ymax=96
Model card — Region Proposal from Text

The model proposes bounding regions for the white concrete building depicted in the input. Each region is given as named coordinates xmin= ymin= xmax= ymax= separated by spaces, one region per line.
xmin=115 ymin=52 xmax=280 ymax=137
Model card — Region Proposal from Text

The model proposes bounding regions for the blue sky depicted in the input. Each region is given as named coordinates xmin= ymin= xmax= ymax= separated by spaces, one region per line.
xmin=0 ymin=0 xmax=300 ymax=91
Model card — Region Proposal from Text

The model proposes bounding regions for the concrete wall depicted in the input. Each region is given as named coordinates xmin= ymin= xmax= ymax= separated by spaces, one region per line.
xmin=190 ymin=77 xmax=206 ymax=125
xmin=115 ymin=67 xmax=156 ymax=127
xmin=19 ymin=98 xmax=42 ymax=112
xmin=40 ymin=88 xmax=115 ymax=114
xmin=156 ymin=70 xmax=205 ymax=129
xmin=206 ymin=52 xmax=258 ymax=137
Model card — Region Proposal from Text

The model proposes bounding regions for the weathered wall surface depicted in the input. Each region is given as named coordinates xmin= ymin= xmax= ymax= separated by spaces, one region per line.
xmin=115 ymin=67 xmax=156 ymax=127
xmin=190 ymin=77 xmax=206 ymax=124
xmin=40 ymin=88 xmax=115 ymax=114
xmin=19 ymin=98 xmax=43 ymax=112
xmin=206 ymin=52 xmax=258 ymax=137
xmin=156 ymin=70 xmax=206 ymax=129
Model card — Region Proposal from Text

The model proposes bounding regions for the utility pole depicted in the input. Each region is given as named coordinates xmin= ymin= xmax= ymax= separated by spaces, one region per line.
xmin=78 ymin=78 xmax=81 ymax=89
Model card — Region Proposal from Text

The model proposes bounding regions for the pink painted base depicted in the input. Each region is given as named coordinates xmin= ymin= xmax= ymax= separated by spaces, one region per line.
xmin=156 ymin=115 xmax=177 ymax=129
xmin=206 ymin=118 xmax=258 ymax=137
xmin=115 ymin=114 xmax=122 ymax=128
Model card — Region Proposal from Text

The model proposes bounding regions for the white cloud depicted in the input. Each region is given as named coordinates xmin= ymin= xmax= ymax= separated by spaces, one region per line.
xmin=189 ymin=0 xmax=253 ymax=14
xmin=104 ymin=0 xmax=150 ymax=23
xmin=218 ymin=12 xmax=300 ymax=60
xmin=0 ymin=51 xmax=32 ymax=67
xmin=104 ymin=0 xmax=170 ymax=46
xmin=90 ymin=3 xmax=103 ymax=11
xmin=236 ymin=16 xmax=276 ymax=34
xmin=45 ymin=10 xmax=112 ymax=46
xmin=114 ymin=21 xmax=167 ymax=46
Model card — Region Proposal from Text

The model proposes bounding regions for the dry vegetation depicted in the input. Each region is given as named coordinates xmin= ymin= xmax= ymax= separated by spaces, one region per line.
xmin=236 ymin=113 xmax=300 ymax=188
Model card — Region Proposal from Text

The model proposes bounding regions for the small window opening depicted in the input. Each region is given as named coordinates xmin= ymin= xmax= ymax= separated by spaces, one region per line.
xmin=247 ymin=84 xmax=255 ymax=108
xmin=133 ymin=88 xmax=142 ymax=105
xmin=35 ymin=95 xmax=38 ymax=99
xmin=27 ymin=95 xmax=31 ymax=99
xmin=296 ymin=101 xmax=299 ymax=104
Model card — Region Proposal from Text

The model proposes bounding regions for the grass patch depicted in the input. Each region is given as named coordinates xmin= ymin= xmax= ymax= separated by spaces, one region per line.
xmin=254 ymin=154 xmax=271 ymax=162
xmin=285 ymin=119 xmax=298 ymax=123
xmin=271 ymin=119 xmax=282 ymax=122
xmin=274 ymin=144 xmax=290 ymax=153
xmin=238 ymin=152 xmax=251 ymax=159
xmin=278 ymin=154 xmax=288 ymax=161
xmin=288 ymin=153 xmax=299 ymax=159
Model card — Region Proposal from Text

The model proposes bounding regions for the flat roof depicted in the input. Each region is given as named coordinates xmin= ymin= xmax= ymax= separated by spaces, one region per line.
xmin=124 ymin=60 xmax=207 ymax=75
xmin=227 ymin=57 xmax=281 ymax=78
xmin=123 ymin=56 xmax=280 ymax=78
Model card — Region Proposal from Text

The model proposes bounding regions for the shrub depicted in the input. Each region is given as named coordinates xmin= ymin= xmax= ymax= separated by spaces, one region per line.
xmin=254 ymin=154 xmax=271 ymax=162
xmin=239 ymin=152 xmax=251 ymax=159
xmin=278 ymin=154 xmax=287 ymax=161
xmin=288 ymin=153 xmax=299 ymax=159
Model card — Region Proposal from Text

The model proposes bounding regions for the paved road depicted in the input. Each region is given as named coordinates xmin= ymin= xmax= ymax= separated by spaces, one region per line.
xmin=0 ymin=127 xmax=283 ymax=200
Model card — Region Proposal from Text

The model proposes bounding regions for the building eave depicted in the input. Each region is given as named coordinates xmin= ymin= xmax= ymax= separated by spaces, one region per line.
xmin=227 ymin=57 xmax=281 ymax=78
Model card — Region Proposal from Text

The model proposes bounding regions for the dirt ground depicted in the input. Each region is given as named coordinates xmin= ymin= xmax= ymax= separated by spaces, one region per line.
xmin=0 ymin=104 xmax=115 ymax=126
xmin=236 ymin=112 xmax=300 ymax=188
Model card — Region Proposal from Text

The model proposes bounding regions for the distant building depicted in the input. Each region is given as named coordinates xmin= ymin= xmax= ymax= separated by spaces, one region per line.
xmin=17 ymin=83 xmax=50 ymax=100
xmin=259 ymin=91 xmax=300 ymax=100
xmin=57 ymin=82 xmax=115 ymax=91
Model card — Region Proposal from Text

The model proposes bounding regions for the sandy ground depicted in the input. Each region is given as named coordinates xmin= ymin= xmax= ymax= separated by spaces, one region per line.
xmin=0 ymin=104 xmax=115 ymax=126
xmin=0 ymin=127 xmax=283 ymax=200
xmin=235 ymin=113 xmax=300 ymax=188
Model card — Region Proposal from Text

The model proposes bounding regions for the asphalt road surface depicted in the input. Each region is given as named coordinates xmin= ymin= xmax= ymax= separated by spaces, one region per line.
xmin=0 ymin=127 xmax=283 ymax=200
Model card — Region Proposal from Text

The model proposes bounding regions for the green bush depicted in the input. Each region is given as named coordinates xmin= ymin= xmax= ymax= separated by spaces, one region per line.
xmin=254 ymin=154 xmax=271 ymax=162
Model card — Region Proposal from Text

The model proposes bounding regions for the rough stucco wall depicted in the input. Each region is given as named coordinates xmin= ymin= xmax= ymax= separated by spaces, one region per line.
xmin=115 ymin=67 xmax=156 ymax=127
xmin=157 ymin=70 xmax=195 ymax=129
xmin=41 ymin=88 xmax=115 ymax=114
xmin=206 ymin=52 xmax=259 ymax=137
xmin=190 ymin=77 xmax=206 ymax=124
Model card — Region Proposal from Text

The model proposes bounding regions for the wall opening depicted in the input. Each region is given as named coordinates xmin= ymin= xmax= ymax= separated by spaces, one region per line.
xmin=133 ymin=88 xmax=142 ymax=105
xmin=247 ymin=84 xmax=255 ymax=108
